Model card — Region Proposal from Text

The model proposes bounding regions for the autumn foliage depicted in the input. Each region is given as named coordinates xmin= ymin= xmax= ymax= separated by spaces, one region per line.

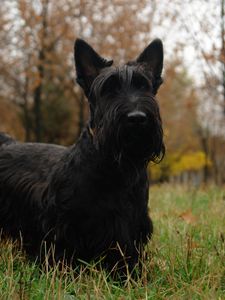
xmin=0 ymin=0 xmax=224 ymax=184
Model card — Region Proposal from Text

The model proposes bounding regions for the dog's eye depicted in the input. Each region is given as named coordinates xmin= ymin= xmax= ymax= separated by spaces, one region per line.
xmin=100 ymin=76 xmax=121 ymax=96
xmin=131 ymin=75 xmax=150 ymax=91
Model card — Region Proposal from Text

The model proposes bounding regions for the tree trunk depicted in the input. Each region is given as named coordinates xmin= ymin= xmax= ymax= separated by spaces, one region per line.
xmin=33 ymin=0 xmax=49 ymax=142
xmin=23 ymin=73 xmax=31 ymax=142
xmin=33 ymin=50 xmax=44 ymax=142
xmin=197 ymin=127 xmax=210 ymax=184
xmin=221 ymin=0 xmax=225 ymax=114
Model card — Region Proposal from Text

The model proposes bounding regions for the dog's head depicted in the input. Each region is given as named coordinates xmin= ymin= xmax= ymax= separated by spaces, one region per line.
xmin=74 ymin=39 xmax=165 ymax=164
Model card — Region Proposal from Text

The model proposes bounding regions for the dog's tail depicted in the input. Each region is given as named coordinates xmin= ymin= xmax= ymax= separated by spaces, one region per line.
xmin=0 ymin=132 xmax=16 ymax=147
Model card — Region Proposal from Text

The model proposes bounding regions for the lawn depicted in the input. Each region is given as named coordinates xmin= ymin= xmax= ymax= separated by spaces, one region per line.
xmin=0 ymin=185 xmax=224 ymax=299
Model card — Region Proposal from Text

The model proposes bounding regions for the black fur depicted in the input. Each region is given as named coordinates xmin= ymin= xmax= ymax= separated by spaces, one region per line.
xmin=0 ymin=39 xmax=165 ymax=277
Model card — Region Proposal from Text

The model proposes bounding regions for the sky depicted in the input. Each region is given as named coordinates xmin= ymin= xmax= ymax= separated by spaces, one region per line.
xmin=149 ymin=0 xmax=224 ymax=136
xmin=150 ymin=0 xmax=221 ymax=83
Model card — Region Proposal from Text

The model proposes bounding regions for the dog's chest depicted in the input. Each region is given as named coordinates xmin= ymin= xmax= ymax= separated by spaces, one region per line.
xmin=74 ymin=180 xmax=143 ymax=237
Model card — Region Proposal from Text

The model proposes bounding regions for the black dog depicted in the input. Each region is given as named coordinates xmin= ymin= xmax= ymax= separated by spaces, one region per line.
xmin=0 ymin=38 xmax=164 ymax=277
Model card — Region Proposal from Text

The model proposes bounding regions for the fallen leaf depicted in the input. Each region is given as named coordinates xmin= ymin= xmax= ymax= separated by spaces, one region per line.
xmin=190 ymin=241 xmax=199 ymax=249
xmin=179 ymin=209 xmax=197 ymax=224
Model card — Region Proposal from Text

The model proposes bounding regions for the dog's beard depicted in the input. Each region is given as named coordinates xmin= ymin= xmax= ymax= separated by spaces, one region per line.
xmin=94 ymin=116 xmax=164 ymax=165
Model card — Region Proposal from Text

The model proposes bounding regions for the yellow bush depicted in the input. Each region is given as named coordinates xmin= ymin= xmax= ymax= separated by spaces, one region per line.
xmin=172 ymin=151 xmax=211 ymax=175
xmin=149 ymin=151 xmax=212 ymax=181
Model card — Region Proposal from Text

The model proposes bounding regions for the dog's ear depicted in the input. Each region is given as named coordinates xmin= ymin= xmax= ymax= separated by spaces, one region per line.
xmin=136 ymin=39 xmax=163 ymax=94
xmin=74 ymin=39 xmax=113 ymax=96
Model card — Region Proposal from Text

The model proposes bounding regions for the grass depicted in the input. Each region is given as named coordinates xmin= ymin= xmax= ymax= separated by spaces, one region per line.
xmin=0 ymin=185 xmax=224 ymax=299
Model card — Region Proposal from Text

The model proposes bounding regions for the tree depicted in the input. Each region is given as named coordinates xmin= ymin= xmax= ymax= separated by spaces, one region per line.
xmin=2 ymin=0 xmax=158 ymax=144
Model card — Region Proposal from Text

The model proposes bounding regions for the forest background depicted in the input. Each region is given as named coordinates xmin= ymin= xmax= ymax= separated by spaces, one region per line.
xmin=0 ymin=0 xmax=224 ymax=185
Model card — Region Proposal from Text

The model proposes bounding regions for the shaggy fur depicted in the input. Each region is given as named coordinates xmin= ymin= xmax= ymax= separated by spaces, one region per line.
xmin=0 ymin=38 xmax=164 ymax=277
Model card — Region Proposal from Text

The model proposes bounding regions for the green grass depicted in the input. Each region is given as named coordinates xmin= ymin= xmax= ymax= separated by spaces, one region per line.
xmin=0 ymin=185 xmax=224 ymax=299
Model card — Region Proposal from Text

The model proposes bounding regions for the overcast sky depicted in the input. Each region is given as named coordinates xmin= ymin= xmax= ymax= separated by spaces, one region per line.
xmin=150 ymin=0 xmax=222 ymax=84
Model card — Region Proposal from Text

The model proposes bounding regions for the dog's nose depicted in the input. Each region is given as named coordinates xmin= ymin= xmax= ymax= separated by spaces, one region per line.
xmin=127 ymin=111 xmax=147 ymax=125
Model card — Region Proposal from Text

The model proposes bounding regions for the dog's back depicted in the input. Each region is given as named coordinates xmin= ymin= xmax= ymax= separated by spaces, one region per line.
xmin=0 ymin=133 xmax=66 ymax=245
xmin=0 ymin=133 xmax=66 ymax=181
xmin=0 ymin=132 xmax=16 ymax=147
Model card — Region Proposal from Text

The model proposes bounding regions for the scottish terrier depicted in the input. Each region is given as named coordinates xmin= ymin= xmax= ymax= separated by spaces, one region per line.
xmin=0 ymin=38 xmax=165 ymax=277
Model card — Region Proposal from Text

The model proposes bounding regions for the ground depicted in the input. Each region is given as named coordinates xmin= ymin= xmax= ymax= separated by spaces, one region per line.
xmin=0 ymin=185 xmax=224 ymax=299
